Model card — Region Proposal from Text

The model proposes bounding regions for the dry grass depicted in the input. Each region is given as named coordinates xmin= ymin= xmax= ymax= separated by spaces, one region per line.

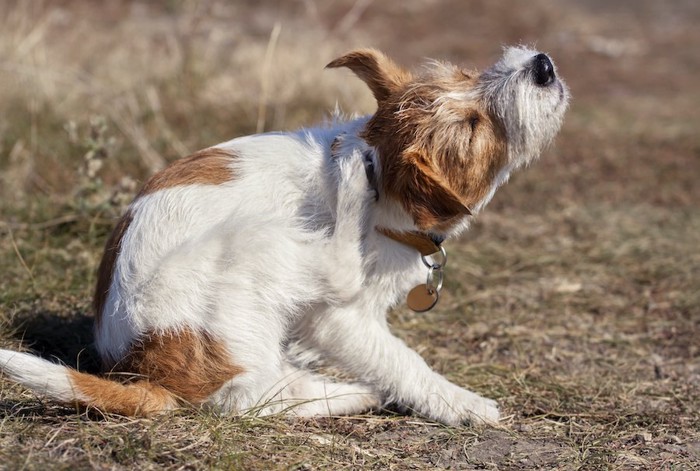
xmin=1 ymin=0 xmax=699 ymax=469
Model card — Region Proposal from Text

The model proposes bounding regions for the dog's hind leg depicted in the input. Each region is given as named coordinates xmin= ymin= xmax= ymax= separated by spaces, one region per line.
xmin=322 ymin=147 xmax=375 ymax=303
xmin=245 ymin=364 xmax=381 ymax=418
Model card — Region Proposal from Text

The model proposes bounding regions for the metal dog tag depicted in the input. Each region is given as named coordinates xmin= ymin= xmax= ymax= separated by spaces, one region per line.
xmin=407 ymin=284 xmax=439 ymax=312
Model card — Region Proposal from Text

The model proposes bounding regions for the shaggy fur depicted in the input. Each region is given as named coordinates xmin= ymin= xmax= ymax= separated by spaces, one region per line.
xmin=0 ymin=46 xmax=568 ymax=425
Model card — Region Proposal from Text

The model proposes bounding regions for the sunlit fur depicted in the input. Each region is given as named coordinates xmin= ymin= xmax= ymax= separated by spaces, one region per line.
xmin=477 ymin=46 xmax=569 ymax=168
xmin=0 ymin=47 xmax=568 ymax=425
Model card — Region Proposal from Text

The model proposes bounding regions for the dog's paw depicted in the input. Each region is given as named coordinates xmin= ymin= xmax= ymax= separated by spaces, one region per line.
xmin=336 ymin=152 xmax=371 ymax=194
xmin=431 ymin=388 xmax=501 ymax=427
xmin=332 ymin=134 xmax=376 ymax=201
xmin=460 ymin=394 xmax=500 ymax=426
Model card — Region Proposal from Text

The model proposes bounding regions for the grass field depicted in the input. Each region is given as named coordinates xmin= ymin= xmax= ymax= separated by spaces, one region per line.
xmin=1 ymin=0 xmax=699 ymax=469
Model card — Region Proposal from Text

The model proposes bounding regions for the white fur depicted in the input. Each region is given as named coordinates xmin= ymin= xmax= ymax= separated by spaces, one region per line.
xmin=478 ymin=46 xmax=569 ymax=168
xmin=0 ymin=350 xmax=86 ymax=403
xmin=1 ymin=47 xmax=569 ymax=425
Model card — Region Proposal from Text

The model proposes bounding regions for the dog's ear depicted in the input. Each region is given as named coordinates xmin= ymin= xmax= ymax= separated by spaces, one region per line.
xmin=326 ymin=49 xmax=411 ymax=103
xmin=394 ymin=151 xmax=472 ymax=230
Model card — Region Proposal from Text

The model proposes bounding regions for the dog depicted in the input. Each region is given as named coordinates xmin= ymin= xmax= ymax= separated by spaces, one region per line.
xmin=0 ymin=46 xmax=568 ymax=425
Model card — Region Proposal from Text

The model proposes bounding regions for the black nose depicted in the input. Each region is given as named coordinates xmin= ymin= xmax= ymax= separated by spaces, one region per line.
xmin=533 ymin=53 xmax=555 ymax=86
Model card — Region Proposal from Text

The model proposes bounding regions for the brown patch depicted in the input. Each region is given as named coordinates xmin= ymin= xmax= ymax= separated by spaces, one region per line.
xmin=137 ymin=147 xmax=236 ymax=197
xmin=369 ymin=71 xmax=508 ymax=230
xmin=327 ymin=49 xmax=412 ymax=103
xmin=93 ymin=211 xmax=132 ymax=326
xmin=70 ymin=329 xmax=242 ymax=416
xmin=391 ymin=150 xmax=473 ymax=230
xmin=69 ymin=370 xmax=178 ymax=416
xmin=112 ymin=329 xmax=243 ymax=406
xmin=331 ymin=51 xmax=508 ymax=230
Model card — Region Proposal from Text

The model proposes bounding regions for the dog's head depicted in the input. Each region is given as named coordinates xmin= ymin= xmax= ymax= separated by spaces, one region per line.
xmin=327 ymin=47 xmax=569 ymax=231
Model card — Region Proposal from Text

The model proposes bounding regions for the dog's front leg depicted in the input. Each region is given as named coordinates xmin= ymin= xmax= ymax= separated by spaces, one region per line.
xmin=304 ymin=304 xmax=500 ymax=426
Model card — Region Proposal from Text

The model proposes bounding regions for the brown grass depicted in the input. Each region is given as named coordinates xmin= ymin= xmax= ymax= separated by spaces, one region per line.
xmin=1 ymin=0 xmax=699 ymax=469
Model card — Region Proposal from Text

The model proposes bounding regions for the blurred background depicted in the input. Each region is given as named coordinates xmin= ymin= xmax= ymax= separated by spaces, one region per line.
xmin=1 ymin=0 xmax=698 ymax=207
xmin=0 ymin=1 xmax=698 ymax=468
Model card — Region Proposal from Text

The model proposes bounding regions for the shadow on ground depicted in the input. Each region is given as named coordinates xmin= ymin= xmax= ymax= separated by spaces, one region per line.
xmin=8 ymin=309 xmax=101 ymax=374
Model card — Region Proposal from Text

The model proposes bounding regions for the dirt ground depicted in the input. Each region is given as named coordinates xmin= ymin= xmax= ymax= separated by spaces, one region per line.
xmin=1 ymin=0 xmax=699 ymax=469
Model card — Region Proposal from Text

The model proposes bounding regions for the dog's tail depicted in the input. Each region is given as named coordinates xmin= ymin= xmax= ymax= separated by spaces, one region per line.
xmin=0 ymin=349 xmax=178 ymax=416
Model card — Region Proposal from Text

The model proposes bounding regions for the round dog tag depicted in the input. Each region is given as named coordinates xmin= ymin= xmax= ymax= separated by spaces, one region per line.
xmin=407 ymin=284 xmax=439 ymax=312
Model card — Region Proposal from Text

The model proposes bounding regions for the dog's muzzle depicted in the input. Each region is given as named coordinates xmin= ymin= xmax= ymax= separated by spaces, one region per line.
xmin=532 ymin=53 xmax=555 ymax=86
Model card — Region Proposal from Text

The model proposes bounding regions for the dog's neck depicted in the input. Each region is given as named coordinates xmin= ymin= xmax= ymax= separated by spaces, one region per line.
xmin=361 ymin=146 xmax=446 ymax=256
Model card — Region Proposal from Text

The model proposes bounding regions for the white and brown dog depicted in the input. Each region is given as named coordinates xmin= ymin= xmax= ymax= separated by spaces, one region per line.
xmin=0 ymin=46 xmax=568 ymax=425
